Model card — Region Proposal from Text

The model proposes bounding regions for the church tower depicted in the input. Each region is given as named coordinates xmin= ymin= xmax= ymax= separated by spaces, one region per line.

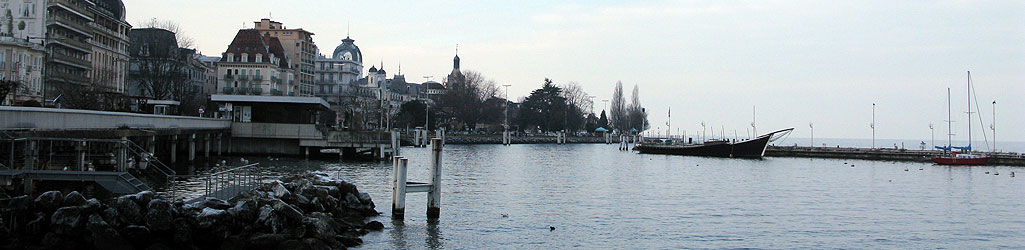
xmin=445 ymin=46 xmax=465 ymax=88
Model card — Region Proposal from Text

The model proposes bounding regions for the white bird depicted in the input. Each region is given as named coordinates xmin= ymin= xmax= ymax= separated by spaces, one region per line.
xmin=904 ymin=168 xmax=909 ymax=171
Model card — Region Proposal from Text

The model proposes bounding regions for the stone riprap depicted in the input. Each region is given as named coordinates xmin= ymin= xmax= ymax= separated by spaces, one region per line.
xmin=0 ymin=173 xmax=382 ymax=250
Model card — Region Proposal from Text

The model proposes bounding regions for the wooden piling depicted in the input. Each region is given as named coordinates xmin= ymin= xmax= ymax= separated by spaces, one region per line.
xmin=204 ymin=134 xmax=211 ymax=157
xmin=427 ymin=138 xmax=443 ymax=219
xmin=171 ymin=135 xmax=178 ymax=163
xmin=189 ymin=134 xmax=196 ymax=162
xmin=76 ymin=141 xmax=86 ymax=171
xmin=391 ymin=156 xmax=408 ymax=220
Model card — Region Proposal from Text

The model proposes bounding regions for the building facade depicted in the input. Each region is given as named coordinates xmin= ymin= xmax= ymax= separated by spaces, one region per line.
xmin=44 ymin=0 xmax=94 ymax=103
xmin=253 ymin=19 xmax=314 ymax=97
xmin=216 ymin=29 xmax=296 ymax=97
xmin=88 ymin=0 xmax=130 ymax=106
xmin=0 ymin=0 xmax=47 ymax=105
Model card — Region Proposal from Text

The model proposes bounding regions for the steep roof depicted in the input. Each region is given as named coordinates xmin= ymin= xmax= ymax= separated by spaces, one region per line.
xmin=220 ymin=29 xmax=290 ymax=69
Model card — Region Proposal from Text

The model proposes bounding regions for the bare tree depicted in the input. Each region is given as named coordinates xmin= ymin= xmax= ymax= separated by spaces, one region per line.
xmin=609 ymin=81 xmax=627 ymax=131
xmin=628 ymin=84 xmax=649 ymax=131
xmin=438 ymin=70 xmax=501 ymax=130
xmin=140 ymin=18 xmax=195 ymax=49
xmin=561 ymin=81 xmax=593 ymax=114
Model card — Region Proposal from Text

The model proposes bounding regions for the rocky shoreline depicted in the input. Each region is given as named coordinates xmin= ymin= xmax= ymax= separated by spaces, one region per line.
xmin=0 ymin=173 xmax=383 ymax=250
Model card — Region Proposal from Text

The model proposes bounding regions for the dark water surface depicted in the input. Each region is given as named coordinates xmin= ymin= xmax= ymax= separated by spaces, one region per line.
xmin=229 ymin=144 xmax=1025 ymax=249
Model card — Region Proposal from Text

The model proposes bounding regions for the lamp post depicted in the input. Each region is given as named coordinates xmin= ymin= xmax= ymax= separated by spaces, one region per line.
xmin=809 ymin=123 xmax=814 ymax=147
xmin=991 ymin=100 xmax=996 ymax=152
xmin=929 ymin=122 xmax=934 ymax=150
xmin=602 ymin=99 xmax=609 ymax=114
xmin=423 ymin=76 xmax=433 ymax=132
xmin=871 ymin=103 xmax=875 ymax=149
xmin=700 ymin=121 xmax=706 ymax=142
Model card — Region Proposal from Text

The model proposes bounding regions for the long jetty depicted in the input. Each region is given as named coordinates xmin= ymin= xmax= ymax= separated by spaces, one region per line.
xmin=766 ymin=146 xmax=1025 ymax=166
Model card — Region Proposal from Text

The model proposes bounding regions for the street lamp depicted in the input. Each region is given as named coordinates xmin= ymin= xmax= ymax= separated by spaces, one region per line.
xmin=602 ymin=99 xmax=609 ymax=113
xmin=809 ymin=123 xmax=814 ymax=147
xmin=929 ymin=122 xmax=934 ymax=150
xmin=871 ymin=103 xmax=875 ymax=149
xmin=991 ymin=100 xmax=996 ymax=152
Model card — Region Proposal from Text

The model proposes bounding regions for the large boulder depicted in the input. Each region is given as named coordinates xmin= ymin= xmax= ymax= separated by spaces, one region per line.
xmin=227 ymin=199 xmax=258 ymax=223
xmin=263 ymin=181 xmax=292 ymax=199
xmin=113 ymin=195 xmax=143 ymax=225
xmin=302 ymin=212 xmax=337 ymax=241
xmin=86 ymin=214 xmax=133 ymax=250
xmin=79 ymin=198 xmax=102 ymax=214
xmin=145 ymin=199 xmax=173 ymax=231
xmin=364 ymin=221 xmax=384 ymax=231
xmin=196 ymin=207 xmax=228 ymax=229
xmin=130 ymin=191 xmax=155 ymax=208
xmin=50 ymin=206 xmax=83 ymax=234
xmin=62 ymin=191 xmax=87 ymax=207
xmin=121 ymin=225 xmax=152 ymax=248
xmin=202 ymin=197 xmax=231 ymax=210
xmin=33 ymin=190 xmax=63 ymax=212
xmin=171 ymin=218 xmax=192 ymax=245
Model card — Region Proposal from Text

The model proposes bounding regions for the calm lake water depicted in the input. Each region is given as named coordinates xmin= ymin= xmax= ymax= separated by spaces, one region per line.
xmin=214 ymin=144 xmax=1025 ymax=249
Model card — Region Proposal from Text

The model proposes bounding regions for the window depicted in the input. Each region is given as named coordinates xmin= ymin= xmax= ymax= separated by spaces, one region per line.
xmin=0 ymin=51 xmax=5 ymax=68
xmin=226 ymin=53 xmax=234 ymax=62
xmin=241 ymin=53 xmax=248 ymax=62
xmin=255 ymin=54 xmax=262 ymax=63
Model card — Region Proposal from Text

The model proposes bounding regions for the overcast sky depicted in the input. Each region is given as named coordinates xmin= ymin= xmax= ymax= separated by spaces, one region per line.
xmin=124 ymin=0 xmax=1025 ymax=142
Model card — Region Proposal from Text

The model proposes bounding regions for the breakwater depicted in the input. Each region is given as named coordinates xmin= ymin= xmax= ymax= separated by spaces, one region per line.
xmin=0 ymin=173 xmax=383 ymax=250
xmin=766 ymin=146 xmax=1025 ymax=166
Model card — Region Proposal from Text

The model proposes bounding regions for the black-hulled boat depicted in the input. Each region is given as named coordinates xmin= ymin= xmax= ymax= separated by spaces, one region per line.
xmin=634 ymin=128 xmax=793 ymax=158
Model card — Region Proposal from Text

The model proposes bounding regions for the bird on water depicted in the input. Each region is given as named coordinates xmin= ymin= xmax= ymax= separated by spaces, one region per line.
xmin=550 ymin=226 xmax=555 ymax=231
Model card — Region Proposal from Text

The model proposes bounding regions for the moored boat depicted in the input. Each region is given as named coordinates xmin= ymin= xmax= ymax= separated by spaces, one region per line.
xmin=931 ymin=71 xmax=989 ymax=166
xmin=635 ymin=128 xmax=793 ymax=158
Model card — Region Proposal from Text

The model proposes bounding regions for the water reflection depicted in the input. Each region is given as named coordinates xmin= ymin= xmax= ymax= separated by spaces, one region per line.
xmin=426 ymin=218 xmax=443 ymax=250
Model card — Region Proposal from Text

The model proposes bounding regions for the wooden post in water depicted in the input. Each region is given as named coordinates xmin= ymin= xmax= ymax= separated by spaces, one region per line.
xmin=76 ymin=141 xmax=86 ymax=171
xmin=171 ymin=135 xmax=178 ymax=164
xmin=148 ymin=136 xmax=156 ymax=156
xmin=204 ymin=134 xmax=211 ymax=157
xmin=391 ymin=131 xmax=400 ymax=157
xmin=189 ymin=134 xmax=196 ymax=162
xmin=427 ymin=138 xmax=443 ymax=219
xmin=414 ymin=129 xmax=421 ymax=147
xmin=391 ymin=156 xmax=408 ymax=220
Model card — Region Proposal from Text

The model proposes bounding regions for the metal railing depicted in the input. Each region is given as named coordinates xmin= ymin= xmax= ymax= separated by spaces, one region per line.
xmin=171 ymin=163 xmax=262 ymax=201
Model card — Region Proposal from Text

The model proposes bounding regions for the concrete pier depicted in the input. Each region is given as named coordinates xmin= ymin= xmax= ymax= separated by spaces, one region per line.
xmin=766 ymin=146 xmax=1025 ymax=166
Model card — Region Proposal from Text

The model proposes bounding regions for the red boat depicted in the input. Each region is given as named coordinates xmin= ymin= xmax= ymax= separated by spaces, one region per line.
xmin=931 ymin=152 xmax=989 ymax=166
xmin=931 ymin=71 xmax=990 ymax=166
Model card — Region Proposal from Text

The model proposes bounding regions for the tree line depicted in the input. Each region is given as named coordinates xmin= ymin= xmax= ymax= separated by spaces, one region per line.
xmin=395 ymin=74 xmax=648 ymax=135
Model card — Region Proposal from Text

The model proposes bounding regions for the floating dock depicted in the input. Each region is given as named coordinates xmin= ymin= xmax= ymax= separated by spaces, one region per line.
xmin=765 ymin=146 xmax=1025 ymax=166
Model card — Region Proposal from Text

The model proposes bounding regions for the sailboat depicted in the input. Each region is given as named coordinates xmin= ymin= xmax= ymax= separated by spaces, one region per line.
xmin=932 ymin=71 xmax=989 ymax=165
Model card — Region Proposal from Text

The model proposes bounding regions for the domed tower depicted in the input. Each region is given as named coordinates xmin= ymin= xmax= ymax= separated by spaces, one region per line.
xmin=330 ymin=36 xmax=364 ymax=85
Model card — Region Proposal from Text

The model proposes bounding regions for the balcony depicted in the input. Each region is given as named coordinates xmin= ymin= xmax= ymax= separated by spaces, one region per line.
xmin=51 ymin=52 xmax=90 ymax=69
xmin=289 ymin=80 xmax=295 ymax=85
xmin=221 ymin=87 xmax=235 ymax=94
xmin=239 ymin=74 xmax=249 ymax=80
xmin=50 ymin=35 xmax=91 ymax=53
xmin=47 ymin=0 xmax=91 ymax=19
xmin=46 ymin=14 xmax=92 ymax=37
xmin=271 ymin=76 xmax=280 ymax=83
xmin=49 ymin=71 xmax=89 ymax=84
xmin=224 ymin=74 xmax=234 ymax=79
xmin=271 ymin=89 xmax=283 ymax=96
xmin=251 ymin=88 xmax=263 ymax=95
xmin=253 ymin=75 xmax=263 ymax=81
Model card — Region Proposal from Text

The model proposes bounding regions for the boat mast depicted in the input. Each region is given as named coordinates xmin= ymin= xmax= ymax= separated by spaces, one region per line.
xmin=967 ymin=71 xmax=972 ymax=151
xmin=947 ymin=88 xmax=952 ymax=150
